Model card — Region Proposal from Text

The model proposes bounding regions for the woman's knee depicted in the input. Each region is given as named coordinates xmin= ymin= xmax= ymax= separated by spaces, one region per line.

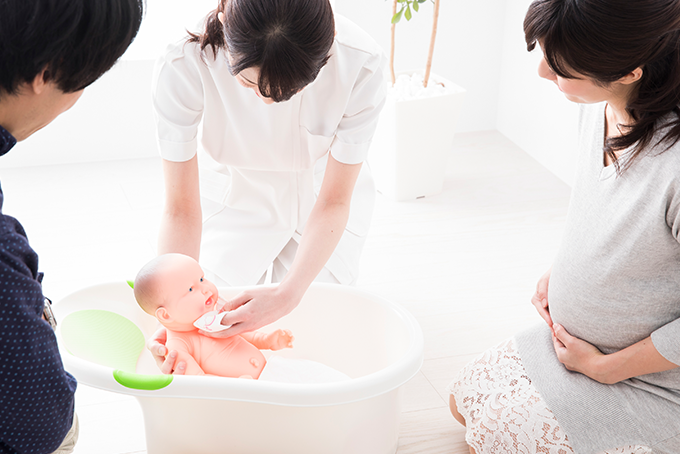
xmin=449 ymin=393 xmax=466 ymax=427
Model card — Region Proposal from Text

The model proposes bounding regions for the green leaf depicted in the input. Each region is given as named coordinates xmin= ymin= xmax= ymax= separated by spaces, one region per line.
xmin=405 ymin=3 xmax=412 ymax=20
xmin=413 ymin=1 xmax=419 ymax=12
xmin=391 ymin=7 xmax=404 ymax=24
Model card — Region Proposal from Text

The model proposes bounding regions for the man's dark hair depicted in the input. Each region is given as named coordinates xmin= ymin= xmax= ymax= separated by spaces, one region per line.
xmin=188 ymin=0 xmax=334 ymax=103
xmin=0 ymin=0 xmax=144 ymax=96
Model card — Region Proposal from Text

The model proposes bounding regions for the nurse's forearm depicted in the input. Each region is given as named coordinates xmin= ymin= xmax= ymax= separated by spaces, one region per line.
xmin=157 ymin=209 xmax=202 ymax=260
xmin=279 ymin=199 xmax=349 ymax=299
xmin=158 ymin=157 xmax=202 ymax=259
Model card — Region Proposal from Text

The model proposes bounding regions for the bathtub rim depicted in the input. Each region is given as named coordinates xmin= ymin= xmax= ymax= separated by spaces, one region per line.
xmin=56 ymin=282 xmax=424 ymax=407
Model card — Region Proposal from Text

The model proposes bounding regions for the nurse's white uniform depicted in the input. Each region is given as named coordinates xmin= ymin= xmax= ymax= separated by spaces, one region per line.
xmin=152 ymin=16 xmax=387 ymax=286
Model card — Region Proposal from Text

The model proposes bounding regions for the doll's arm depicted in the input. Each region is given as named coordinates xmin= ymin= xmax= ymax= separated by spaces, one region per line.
xmin=166 ymin=338 xmax=206 ymax=376
xmin=241 ymin=329 xmax=294 ymax=351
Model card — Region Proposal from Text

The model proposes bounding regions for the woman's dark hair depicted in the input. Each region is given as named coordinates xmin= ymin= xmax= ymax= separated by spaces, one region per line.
xmin=524 ymin=0 xmax=680 ymax=172
xmin=0 ymin=0 xmax=144 ymax=97
xmin=188 ymin=0 xmax=335 ymax=103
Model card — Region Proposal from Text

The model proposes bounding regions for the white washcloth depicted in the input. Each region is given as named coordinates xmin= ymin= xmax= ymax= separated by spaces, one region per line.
xmin=193 ymin=297 xmax=232 ymax=332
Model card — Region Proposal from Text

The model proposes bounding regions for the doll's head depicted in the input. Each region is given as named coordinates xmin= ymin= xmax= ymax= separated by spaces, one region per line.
xmin=134 ymin=253 xmax=220 ymax=332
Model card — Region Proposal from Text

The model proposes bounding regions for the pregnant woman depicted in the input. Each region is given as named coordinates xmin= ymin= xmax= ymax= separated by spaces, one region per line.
xmin=448 ymin=1 xmax=680 ymax=453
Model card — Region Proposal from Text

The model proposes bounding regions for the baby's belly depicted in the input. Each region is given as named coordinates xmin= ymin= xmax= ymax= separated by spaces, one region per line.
xmin=200 ymin=338 xmax=267 ymax=379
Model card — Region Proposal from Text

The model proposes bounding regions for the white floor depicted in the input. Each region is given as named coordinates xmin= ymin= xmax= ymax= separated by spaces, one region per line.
xmin=0 ymin=130 xmax=571 ymax=453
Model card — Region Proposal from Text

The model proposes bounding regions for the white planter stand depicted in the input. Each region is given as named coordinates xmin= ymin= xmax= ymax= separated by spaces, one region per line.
xmin=368 ymin=73 xmax=466 ymax=201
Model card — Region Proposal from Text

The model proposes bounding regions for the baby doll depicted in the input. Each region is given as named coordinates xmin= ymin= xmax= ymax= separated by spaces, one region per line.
xmin=134 ymin=253 xmax=294 ymax=379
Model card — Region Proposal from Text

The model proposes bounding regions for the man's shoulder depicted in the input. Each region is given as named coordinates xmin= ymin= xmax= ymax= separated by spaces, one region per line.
xmin=0 ymin=212 xmax=27 ymax=239
xmin=0 ymin=209 xmax=40 ymax=282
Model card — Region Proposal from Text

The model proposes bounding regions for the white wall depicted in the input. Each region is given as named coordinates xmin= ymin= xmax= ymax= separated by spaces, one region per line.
xmin=335 ymin=0 xmax=507 ymax=133
xmin=123 ymin=0 xmax=219 ymax=61
xmin=0 ymin=0 xmax=216 ymax=169
xmin=339 ymin=0 xmax=579 ymax=186
xmin=496 ymin=0 xmax=579 ymax=186
xmin=1 ymin=0 xmax=509 ymax=169
xmin=0 ymin=60 xmax=157 ymax=168
xmin=2 ymin=0 xmax=580 ymax=187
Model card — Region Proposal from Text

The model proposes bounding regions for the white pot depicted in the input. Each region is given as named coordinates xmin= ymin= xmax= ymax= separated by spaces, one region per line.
xmin=368 ymin=72 xmax=466 ymax=201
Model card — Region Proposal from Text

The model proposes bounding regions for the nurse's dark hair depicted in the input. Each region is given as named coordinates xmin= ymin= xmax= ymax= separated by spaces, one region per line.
xmin=524 ymin=0 xmax=680 ymax=173
xmin=188 ymin=0 xmax=335 ymax=103
xmin=0 ymin=0 xmax=144 ymax=97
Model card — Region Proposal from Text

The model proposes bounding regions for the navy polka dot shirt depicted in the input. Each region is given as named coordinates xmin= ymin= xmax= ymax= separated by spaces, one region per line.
xmin=0 ymin=125 xmax=77 ymax=453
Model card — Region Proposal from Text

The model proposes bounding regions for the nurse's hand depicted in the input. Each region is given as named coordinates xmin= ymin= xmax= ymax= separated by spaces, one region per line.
xmin=146 ymin=326 xmax=187 ymax=375
xmin=199 ymin=285 xmax=301 ymax=338
xmin=531 ymin=267 xmax=553 ymax=327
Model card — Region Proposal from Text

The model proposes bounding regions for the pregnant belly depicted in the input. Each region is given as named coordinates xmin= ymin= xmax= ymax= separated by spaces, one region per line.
xmin=548 ymin=275 xmax=655 ymax=354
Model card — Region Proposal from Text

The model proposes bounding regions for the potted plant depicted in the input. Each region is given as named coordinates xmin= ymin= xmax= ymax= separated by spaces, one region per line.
xmin=369 ymin=0 xmax=466 ymax=201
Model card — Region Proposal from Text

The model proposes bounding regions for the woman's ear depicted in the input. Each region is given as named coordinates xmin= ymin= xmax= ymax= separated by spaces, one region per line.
xmin=218 ymin=12 xmax=226 ymax=25
xmin=619 ymin=67 xmax=643 ymax=85
xmin=156 ymin=307 xmax=172 ymax=323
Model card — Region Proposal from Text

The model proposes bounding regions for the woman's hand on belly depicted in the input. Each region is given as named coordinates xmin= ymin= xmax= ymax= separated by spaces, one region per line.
xmin=531 ymin=267 xmax=553 ymax=327
xmin=551 ymin=323 xmax=606 ymax=381
xmin=553 ymin=324 xmax=679 ymax=384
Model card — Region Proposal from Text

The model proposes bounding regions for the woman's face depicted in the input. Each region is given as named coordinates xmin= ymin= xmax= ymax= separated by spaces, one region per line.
xmin=234 ymin=67 xmax=275 ymax=105
xmin=537 ymin=56 xmax=611 ymax=104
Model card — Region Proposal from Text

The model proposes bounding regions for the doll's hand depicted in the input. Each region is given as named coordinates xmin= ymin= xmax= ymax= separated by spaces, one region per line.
xmin=266 ymin=329 xmax=295 ymax=351
xmin=531 ymin=267 xmax=553 ymax=327
xmin=552 ymin=324 xmax=606 ymax=382
xmin=146 ymin=326 xmax=186 ymax=375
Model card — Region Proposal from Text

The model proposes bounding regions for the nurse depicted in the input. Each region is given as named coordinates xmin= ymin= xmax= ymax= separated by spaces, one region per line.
xmin=149 ymin=0 xmax=386 ymax=369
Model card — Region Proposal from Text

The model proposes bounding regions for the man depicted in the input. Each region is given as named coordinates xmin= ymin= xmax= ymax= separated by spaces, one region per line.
xmin=0 ymin=1 xmax=144 ymax=452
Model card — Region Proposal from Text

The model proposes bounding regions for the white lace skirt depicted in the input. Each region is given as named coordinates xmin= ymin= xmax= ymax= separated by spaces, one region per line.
xmin=447 ymin=338 xmax=651 ymax=454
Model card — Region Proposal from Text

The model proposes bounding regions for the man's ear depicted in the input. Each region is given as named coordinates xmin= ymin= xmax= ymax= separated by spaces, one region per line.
xmin=619 ymin=67 xmax=643 ymax=85
xmin=30 ymin=67 xmax=50 ymax=95
xmin=156 ymin=307 xmax=172 ymax=323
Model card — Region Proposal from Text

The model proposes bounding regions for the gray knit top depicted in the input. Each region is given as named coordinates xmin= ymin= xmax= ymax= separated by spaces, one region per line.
xmin=516 ymin=102 xmax=680 ymax=454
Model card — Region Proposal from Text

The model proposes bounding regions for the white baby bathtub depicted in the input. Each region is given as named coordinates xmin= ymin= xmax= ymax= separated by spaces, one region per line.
xmin=54 ymin=282 xmax=424 ymax=454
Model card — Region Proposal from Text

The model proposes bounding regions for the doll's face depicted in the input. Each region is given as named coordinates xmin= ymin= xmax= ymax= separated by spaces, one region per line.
xmin=155 ymin=256 xmax=220 ymax=327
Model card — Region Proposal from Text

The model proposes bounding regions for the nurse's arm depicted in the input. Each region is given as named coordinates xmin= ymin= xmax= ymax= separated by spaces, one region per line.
xmin=215 ymin=155 xmax=362 ymax=337
xmin=158 ymin=155 xmax=202 ymax=259
xmin=281 ymin=154 xmax=362 ymax=296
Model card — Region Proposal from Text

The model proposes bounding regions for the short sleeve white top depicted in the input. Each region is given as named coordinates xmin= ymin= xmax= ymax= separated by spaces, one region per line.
xmin=152 ymin=15 xmax=387 ymax=285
